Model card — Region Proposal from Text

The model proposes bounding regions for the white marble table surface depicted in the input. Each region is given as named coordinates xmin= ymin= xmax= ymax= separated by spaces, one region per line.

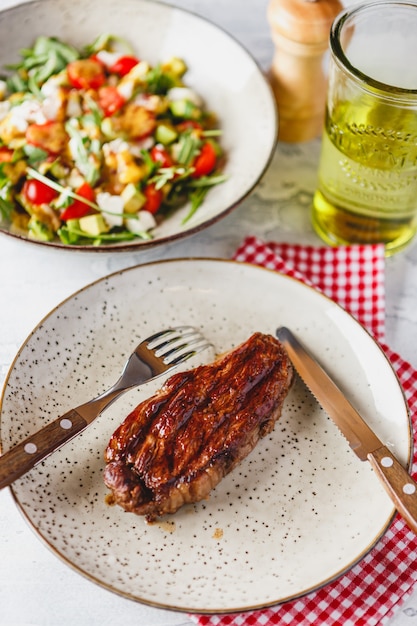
xmin=1 ymin=0 xmax=417 ymax=624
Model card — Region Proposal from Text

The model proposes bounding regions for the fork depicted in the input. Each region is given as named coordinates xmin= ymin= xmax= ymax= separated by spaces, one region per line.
xmin=0 ymin=326 xmax=212 ymax=489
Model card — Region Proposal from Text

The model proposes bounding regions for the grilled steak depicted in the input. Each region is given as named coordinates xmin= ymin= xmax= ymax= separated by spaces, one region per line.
xmin=104 ymin=332 xmax=293 ymax=521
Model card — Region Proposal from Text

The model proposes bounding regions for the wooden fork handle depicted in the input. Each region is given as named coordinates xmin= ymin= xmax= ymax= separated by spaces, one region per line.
xmin=0 ymin=409 xmax=88 ymax=489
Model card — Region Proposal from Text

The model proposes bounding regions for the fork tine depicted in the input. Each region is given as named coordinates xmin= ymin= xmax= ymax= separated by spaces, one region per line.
xmin=141 ymin=326 xmax=212 ymax=367
xmin=145 ymin=328 xmax=178 ymax=347
xmin=146 ymin=326 xmax=204 ymax=351
xmin=160 ymin=336 xmax=211 ymax=360
xmin=165 ymin=340 xmax=213 ymax=365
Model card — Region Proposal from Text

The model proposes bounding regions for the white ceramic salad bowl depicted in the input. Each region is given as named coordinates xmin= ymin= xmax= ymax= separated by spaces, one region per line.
xmin=0 ymin=0 xmax=277 ymax=251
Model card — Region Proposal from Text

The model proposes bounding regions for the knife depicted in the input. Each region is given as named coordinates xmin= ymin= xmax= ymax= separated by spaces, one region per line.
xmin=276 ymin=326 xmax=417 ymax=535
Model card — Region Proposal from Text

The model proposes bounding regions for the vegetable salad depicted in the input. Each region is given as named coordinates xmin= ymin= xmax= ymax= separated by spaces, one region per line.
xmin=0 ymin=35 xmax=226 ymax=245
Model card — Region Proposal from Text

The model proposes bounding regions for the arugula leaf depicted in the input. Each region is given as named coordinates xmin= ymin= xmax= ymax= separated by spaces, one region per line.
xmin=0 ymin=165 xmax=10 ymax=187
xmin=182 ymin=174 xmax=228 ymax=224
xmin=0 ymin=196 xmax=13 ymax=221
xmin=82 ymin=94 xmax=103 ymax=126
xmin=176 ymin=132 xmax=201 ymax=167
xmin=188 ymin=174 xmax=228 ymax=188
xmin=6 ymin=36 xmax=80 ymax=94
xmin=58 ymin=224 xmax=152 ymax=245
xmin=23 ymin=144 xmax=49 ymax=165
xmin=145 ymin=65 xmax=177 ymax=95
xmin=140 ymin=149 xmax=158 ymax=175
xmin=6 ymin=73 xmax=27 ymax=94
xmin=65 ymin=120 xmax=101 ymax=186
xmin=32 ymin=36 xmax=79 ymax=64
xmin=150 ymin=166 xmax=190 ymax=190
xmin=84 ymin=34 xmax=134 ymax=56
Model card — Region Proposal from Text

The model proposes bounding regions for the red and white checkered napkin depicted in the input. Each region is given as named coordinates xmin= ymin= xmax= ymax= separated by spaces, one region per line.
xmin=189 ymin=236 xmax=417 ymax=626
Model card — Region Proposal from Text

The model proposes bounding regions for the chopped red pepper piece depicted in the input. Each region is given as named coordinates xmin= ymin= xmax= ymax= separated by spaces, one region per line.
xmin=150 ymin=145 xmax=174 ymax=168
xmin=109 ymin=55 xmax=140 ymax=76
xmin=191 ymin=141 xmax=217 ymax=178
xmin=60 ymin=182 xmax=96 ymax=221
xmin=98 ymin=86 xmax=126 ymax=117
xmin=143 ymin=183 xmax=163 ymax=214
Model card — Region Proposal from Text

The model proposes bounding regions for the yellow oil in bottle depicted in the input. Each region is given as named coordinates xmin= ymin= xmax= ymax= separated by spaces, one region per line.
xmin=312 ymin=99 xmax=417 ymax=254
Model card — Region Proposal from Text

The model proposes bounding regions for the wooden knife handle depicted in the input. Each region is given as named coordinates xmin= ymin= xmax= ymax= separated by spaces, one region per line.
xmin=367 ymin=445 xmax=417 ymax=534
xmin=0 ymin=409 xmax=88 ymax=490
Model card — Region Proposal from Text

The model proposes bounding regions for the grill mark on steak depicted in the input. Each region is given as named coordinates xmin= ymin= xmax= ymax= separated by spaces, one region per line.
xmin=104 ymin=332 xmax=294 ymax=521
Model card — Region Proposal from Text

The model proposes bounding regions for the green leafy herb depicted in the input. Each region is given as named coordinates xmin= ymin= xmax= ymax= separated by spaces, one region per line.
xmin=58 ymin=224 xmax=152 ymax=246
xmin=6 ymin=73 xmax=27 ymax=94
xmin=0 ymin=195 xmax=13 ymax=221
xmin=150 ymin=166 xmax=190 ymax=190
xmin=65 ymin=120 xmax=101 ymax=186
xmin=6 ymin=36 xmax=80 ymax=94
xmin=23 ymin=145 xmax=49 ymax=165
xmin=145 ymin=65 xmax=177 ymax=94
xmin=84 ymin=34 xmax=134 ymax=57
xmin=176 ymin=132 xmax=201 ymax=167
xmin=188 ymin=174 xmax=228 ymax=188
xmin=182 ymin=174 xmax=228 ymax=224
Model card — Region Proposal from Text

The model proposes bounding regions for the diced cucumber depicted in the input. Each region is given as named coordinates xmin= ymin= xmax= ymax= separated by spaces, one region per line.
xmin=155 ymin=123 xmax=178 ymax=145
xmin=65 ymin=218 xmax=80 ymax=232
xmin=49 ymin=161 xmax=67 ymax=179
xmin=101 ymin=117 xmax=120 ymax=139
xmin=79 ymin=213 xmax=108 ymax=236
xmin=169 ymin=99 xmax=200 ymax=120
xmin=163 ymin=57 xmax=187 ymax=78
xmin=121 ymin=183 xmax=146 ymax=213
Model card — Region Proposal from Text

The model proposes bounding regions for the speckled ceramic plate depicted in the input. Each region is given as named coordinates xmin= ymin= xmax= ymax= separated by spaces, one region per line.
xmin=0 ymin=0 xmax=276 ymax=252
xmin=0 ymin=259 xmax=411 ymax=613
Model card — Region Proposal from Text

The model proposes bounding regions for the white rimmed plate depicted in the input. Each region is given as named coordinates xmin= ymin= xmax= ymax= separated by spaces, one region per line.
xmin=0 ymin=0 xmax=277 ymax=252
xmin=0 ymin=258 xmax=411 ymax=613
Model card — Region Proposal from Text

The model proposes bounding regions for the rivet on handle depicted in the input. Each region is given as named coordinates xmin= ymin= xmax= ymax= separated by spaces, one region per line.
xmin=380 ymin=454 xmax=416 ymax=495
xmin=381 ymin=456 xmax=393 ymax=467
xmin=22 ymin=419 xmax=74 ymax=456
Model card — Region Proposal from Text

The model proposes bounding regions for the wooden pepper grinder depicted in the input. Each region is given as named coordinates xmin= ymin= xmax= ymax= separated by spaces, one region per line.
xmin=267 ymin=0 xmax=343 ymax=142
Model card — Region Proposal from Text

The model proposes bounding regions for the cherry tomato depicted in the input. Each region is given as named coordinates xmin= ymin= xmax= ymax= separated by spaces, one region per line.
xmin=67 ymin=58 xmax=106 ymax=90
xmin=26 ymin=121 xmax=68 ymax=155
xmin=60 ymin=182 xmax=96 ymax=221
xmin=98 ymin=86 xmax=126 ymax=117
xmin=191 ymin=141 xmax=217 ymax=178
xmin=143 ymin=183 xmax=163 ymax=214
xmin=109 ymin=55 xmax=140 ymax=76
xmin=0 ymin=147 xmax=14 ymax=162
xmin=150 ymin=145 xmax=174 ymax=168
xmin=22 ymin=179 xmax=59 ymax=205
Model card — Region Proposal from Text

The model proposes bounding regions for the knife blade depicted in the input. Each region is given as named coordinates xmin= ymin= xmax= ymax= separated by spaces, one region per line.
xmin=276 ymin=326 xmax=417 ymax=535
